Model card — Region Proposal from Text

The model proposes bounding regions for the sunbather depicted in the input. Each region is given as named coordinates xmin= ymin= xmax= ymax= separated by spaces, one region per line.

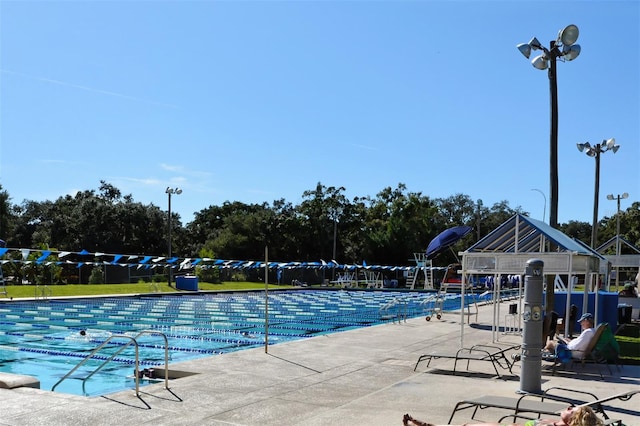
xmin=544 ymin=313 xmax=595 ymax=360
xmin=403 ymin=405 xmax=603 ymax=426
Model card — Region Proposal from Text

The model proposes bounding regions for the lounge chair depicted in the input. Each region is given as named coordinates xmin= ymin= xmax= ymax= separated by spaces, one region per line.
xmin=448 ymin=387 xmax=637 ymax=424
xmin=550 ymin=387 xmax=639 ymax=412
xmin=448 ymin=393 xmax=568 ymax=423
xmin=414 ymin=343 xmax=519 ymax=379
xmin=542 ymin=310 xmax=559 ymax=345
xmin=546 ymin=322 xmax=620 ymax=378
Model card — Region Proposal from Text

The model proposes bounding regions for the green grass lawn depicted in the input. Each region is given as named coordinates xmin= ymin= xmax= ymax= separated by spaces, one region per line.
xmin=1 ymin=282 xmax=293 ymax=299
xmin=615 ymin=323 xmax=640 ymax=364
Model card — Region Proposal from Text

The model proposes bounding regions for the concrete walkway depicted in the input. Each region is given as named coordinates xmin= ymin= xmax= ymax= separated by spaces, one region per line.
xmin=1 ymin=300 xmax=638 ymax=425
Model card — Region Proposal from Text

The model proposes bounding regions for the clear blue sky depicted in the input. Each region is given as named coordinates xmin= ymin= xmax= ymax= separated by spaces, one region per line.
xmin=1 ymin=1 xmax=638 ymax=227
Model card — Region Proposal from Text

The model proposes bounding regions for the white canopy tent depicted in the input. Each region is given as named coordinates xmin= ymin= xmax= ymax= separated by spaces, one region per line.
xmin=457 ymin=214 xmax=607 ymax=347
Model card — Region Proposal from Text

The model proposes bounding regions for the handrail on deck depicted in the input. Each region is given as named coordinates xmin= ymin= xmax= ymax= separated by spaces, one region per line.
xmin=81 ymin=330 xmax=170 ymax=395
xmin=52 ymin=334 xmax=140 ymax=395
xmin=52 ymin=330 xmax=170 ymax=397
xmin=380 ymin=297 xmax=408 ymax=323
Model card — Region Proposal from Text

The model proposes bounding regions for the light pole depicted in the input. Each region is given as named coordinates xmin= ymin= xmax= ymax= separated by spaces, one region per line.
xmin=530 ymin=188 xmax=547 ymax=223
xmin=607 ymin=192 xmax=629 ymax=290
xmin=329 ymin=207 xmax=341 ymax=280
xmin=166 ymin=187 xmax=182 ymax=287
xmin=332 ymin=218 xmax=337 ymax=262
xmin=517 ymin=25 xmax=581 ymax=231
xmin=577 ymin=138 xmax=620 ymax=249
xmin=476 ymin=199 xmax=483 ymax=240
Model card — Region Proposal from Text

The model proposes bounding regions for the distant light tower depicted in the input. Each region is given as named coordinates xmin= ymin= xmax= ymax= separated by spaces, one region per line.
xmin=166 ymin=187 xmax=182 ymax=287
xmin=329 ymin=207 xmax=342 ymax=280
xmin=517 ymin=25 xmax=581 ymax=231
xmin=530 ymin=189 xmax=547 ymax=223
xmin=476 ymin=199 xmax=483 ymax=240
xmin=577 ymin=138 xmax=620 ymax=249
xmin=607 ymin=192 xmax=629 ymax=290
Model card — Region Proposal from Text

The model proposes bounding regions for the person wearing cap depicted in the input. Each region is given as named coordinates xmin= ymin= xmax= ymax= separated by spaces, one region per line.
xmin=544 ymin=312 xmax=595 ymax=360
xmin=618 ymin=282 xmax=638 ymax=298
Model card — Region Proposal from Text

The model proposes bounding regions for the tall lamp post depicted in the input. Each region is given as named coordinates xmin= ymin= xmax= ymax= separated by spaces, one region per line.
xmin=577 ymin=138 xmax=620 ymax=249
xmin=329 ymin=207 xmax=342 ymax=280
xmin=517 ymin=25 xmax=581 ymax=231
xmin=530 ymin=188 xmax=547 ymax=223
xmin=518 ymin=25 xmax=580 ymax=318
xmin=607 ymin=192 xmax=629 ymax=290
xmin=166 ymin=187 xmax=182 ymax=287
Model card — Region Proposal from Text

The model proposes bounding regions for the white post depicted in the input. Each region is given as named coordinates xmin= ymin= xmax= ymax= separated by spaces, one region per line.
xmin=264 ymin=246 xmax=269 ymax=353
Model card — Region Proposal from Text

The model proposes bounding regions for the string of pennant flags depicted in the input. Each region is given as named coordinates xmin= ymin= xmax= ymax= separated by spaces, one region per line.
xmin=0 ymin=246 xmax=421 ymax=273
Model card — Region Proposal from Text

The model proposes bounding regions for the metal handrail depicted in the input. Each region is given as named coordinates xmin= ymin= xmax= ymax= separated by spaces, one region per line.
xmin=34 ymin=284 xmax=51 ymax=300
xmin=380 ymin=297 xmax=409 ymax=323
xmin=52 ymin=334 xmax=140 ymax=396
xmin=81 ymin=330 xmax=170 ymax=394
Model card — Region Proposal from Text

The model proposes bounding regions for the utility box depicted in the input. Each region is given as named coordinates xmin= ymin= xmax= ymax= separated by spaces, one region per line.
xmin=175 ymin=275 xmax=199 ymax=291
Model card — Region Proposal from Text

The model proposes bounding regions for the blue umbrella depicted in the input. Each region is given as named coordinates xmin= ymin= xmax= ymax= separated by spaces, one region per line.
xmin=426 ymin=226 xmax=473 ymax=260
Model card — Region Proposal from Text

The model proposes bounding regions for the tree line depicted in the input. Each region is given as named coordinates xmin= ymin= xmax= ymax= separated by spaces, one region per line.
xmin=1 ymin=181 xmax=638 ymax=274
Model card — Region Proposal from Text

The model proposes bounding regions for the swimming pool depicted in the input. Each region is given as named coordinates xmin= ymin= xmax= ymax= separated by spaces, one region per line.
xmin=0 ymin=290 xmax=484 ymax=396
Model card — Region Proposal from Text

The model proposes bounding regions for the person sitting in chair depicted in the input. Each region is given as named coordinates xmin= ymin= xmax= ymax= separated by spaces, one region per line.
xmin=618 ymin=283 xmax=638 ymax=298
xmin=544 ymin=313 xmax=595 ymax=360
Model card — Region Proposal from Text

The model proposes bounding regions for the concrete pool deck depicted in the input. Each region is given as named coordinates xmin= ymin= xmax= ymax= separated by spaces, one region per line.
xmin=1 ymin=300 xmax=638 ymax=425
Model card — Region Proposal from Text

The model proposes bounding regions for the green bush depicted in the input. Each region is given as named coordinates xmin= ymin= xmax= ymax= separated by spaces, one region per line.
xmin=88 ymin=267 xmax=104 ymax=284
xmin=196 ymin=267 xmax=221 ymax=284
xmin=231 ymin=272 xmax=246 ymax=282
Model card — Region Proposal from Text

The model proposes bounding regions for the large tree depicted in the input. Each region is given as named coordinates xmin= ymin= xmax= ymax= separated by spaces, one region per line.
xmin=10 ymin=181 xmax=168 ymax=254
xmin=4 ymin=180 xmax=608 ymax=277
xmin=298 ymin=183 xmax=349 ymax=262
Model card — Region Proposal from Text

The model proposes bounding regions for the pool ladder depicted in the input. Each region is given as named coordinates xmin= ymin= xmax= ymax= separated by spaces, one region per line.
xmin=34 ymin=284 xmax=52 ymax=300
xmin=379 ymin=297 xmax=409 ymax=323
xmin=51 ymin=330 xmax=170 ymax=397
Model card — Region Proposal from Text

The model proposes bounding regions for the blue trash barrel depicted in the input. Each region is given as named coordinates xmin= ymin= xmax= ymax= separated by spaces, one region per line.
xmin=175 ymin=275 xmax=199 ymax=291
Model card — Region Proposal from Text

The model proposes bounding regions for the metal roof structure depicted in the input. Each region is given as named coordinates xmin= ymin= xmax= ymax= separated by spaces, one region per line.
xmin=460 ymin=213 xmax=606 ymax=276
xmin=596 ymin=236 xmax=640 ymax=270
xmin=456 ymin=213 xmax=609 ymax=347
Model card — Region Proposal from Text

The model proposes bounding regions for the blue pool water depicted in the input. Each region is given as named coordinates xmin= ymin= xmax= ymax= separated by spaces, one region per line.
xmin=0 ymin=290 xmax=487 ymax=396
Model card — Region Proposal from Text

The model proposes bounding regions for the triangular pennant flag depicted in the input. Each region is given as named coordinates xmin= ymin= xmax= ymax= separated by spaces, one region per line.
xmin=37 ymin=250 xmax=52 ymax=263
